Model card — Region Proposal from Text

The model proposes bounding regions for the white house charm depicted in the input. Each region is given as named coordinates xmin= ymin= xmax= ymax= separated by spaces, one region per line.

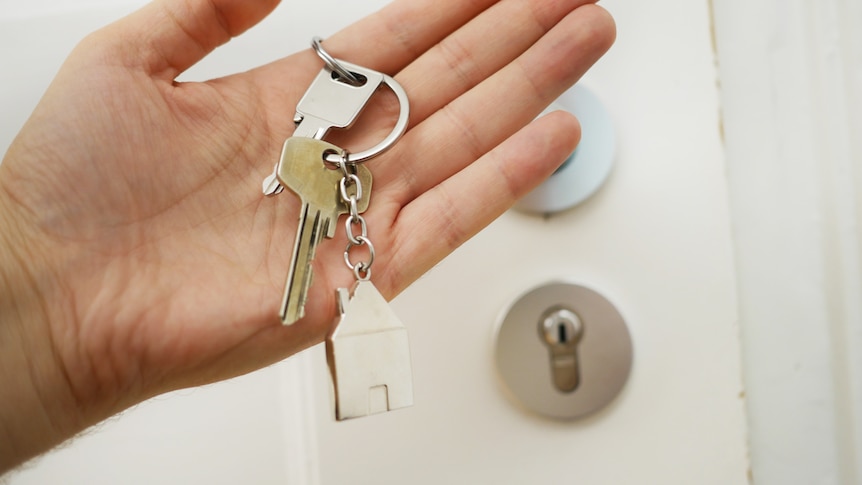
xmin=326 ymin=280 xmax=414 ymax=420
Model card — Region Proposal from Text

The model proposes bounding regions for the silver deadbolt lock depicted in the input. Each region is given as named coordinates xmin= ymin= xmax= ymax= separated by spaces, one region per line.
xmin=495 ymin=282 xmax=633 ymax=420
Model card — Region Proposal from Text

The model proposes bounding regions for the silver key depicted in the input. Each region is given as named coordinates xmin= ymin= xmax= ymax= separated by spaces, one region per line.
xmin=263 ymin=61 xmax=385 ymax=196
xmin=277 ymin=137 xmax=372 ymax=325
xmin=327 ymin=280 xmax=414 ymax=420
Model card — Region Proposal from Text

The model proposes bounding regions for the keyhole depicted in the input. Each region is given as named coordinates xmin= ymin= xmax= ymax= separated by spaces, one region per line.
xmin=539 ymin=308 xmax=584 ymax=393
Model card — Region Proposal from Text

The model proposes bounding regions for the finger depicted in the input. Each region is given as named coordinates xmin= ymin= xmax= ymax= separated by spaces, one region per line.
xmin=318 ymin=0 xmax=599 ymax=152
xmin=321 ymin=0 xmax=499 ymax=75
xmin=382 ymin=111 xmax=580 ymax=292
xmin=379 ymin=4 xmax=615 ymax=204
xmin=246 ymin=0 xmax=501 ymax=109
xmin=396 ymin=0 xmax=598 ymax=126
xmin=95 ymin=0 xmax=280 ymax=79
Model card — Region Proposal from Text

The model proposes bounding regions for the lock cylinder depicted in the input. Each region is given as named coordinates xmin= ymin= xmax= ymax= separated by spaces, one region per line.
xmin=494 ymin=282 xmax=633 ymax=420
xmin=539 ymin=308 xmax=584 ymax=393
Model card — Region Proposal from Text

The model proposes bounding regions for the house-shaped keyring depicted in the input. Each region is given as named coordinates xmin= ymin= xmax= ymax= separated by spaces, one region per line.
xmin=326 ymin=280 xmax=414 ymax=420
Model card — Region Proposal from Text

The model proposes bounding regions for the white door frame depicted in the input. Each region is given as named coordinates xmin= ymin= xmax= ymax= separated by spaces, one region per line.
xmin=712 ymin=1 xmax=862 ymax=483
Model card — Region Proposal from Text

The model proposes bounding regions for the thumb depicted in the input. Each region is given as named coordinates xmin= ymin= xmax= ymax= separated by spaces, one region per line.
xmin=94 ymin=0 xmax=281 ymax=80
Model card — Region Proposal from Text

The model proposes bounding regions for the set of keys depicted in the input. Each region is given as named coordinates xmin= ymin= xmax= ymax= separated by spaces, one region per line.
xmin=263 ymin=38 xmax=413 ymax=420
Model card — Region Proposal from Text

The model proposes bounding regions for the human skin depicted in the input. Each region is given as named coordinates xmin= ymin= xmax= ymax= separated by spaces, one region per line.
xmin=0 ymin=0 xmax=614 ymax=473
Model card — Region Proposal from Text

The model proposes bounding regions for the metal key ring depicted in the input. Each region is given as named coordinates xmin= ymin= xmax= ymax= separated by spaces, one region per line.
xmin=321 ymin=72 xmax=410 ymax=165
xmin=311 ymin=37 xmax=362 ymax=87
xmin=311 ymin=37 xmax=410 ymax=165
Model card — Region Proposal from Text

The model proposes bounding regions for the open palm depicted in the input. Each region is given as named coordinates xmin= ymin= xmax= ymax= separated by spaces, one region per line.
xmin=0 ymin=0 xmax=613 ymax=425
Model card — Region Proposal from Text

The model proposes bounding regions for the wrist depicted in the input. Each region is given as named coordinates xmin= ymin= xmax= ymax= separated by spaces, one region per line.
xmin=0 ymin=185 xmax=82 ymax=473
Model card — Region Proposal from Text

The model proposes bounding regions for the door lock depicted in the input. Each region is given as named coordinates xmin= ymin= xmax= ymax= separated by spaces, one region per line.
xmin=495 ymin=282 xmax=633 ymax=420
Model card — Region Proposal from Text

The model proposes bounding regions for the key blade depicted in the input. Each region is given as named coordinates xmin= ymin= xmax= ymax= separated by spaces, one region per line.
xmin=280 ymin=203 xmax=324 ymax=325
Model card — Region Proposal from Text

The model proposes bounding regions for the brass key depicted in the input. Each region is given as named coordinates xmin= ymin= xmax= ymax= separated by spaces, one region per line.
xmin=276 ymin=137 xmax=372 ymax=325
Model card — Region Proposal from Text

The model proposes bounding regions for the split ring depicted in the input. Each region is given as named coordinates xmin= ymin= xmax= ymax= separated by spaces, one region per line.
xmin=311 ymin=37 xmax=362 ymax=86
xmin=310 ymin=38 xmax=411 ymax=165
xmin=322 ymin=70 xmax=410 ymax=165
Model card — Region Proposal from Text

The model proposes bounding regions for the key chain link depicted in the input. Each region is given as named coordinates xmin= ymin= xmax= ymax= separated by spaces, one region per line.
xmin=336 ymin=153 xmax=375 ymax=281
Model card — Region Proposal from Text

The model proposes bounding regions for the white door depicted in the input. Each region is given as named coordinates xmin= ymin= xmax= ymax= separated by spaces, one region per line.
xmin=307 ymin=0 xmax=748 ymax=481
xmin=2 ymin=0 xmax=754 ymax=483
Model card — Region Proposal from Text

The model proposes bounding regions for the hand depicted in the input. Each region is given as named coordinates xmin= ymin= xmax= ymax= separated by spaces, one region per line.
xmin=0 ymin=0 xmax=614 ymax=470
